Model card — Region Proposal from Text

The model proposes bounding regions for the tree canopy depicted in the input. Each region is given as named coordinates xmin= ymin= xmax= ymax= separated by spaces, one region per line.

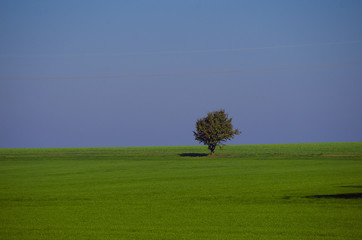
xmin=193 ymin=110 xmax=241 ymax=155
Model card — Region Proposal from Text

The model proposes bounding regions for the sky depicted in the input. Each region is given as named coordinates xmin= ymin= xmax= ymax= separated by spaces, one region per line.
xmin=1 ymin=0 xmax=362 ymax=148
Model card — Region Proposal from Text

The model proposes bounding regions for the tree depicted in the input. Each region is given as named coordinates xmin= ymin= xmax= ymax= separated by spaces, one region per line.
xmin=193 ymin=109 xmax=241 ymax=155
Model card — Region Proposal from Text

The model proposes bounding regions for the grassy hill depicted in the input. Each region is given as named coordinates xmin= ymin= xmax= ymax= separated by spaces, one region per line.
xmin=1 ymin=143 xmax=361 ymax=239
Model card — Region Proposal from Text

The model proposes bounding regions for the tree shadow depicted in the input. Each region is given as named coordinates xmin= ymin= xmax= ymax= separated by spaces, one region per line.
xmin=179 ymin=153 xmax=209 ymax=157
xmin=305 ymin=193 xmax=362 ymax=199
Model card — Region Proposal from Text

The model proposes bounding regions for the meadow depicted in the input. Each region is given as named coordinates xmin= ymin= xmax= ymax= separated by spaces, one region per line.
xmin=1 ymin=142 xmax=361 ymax=239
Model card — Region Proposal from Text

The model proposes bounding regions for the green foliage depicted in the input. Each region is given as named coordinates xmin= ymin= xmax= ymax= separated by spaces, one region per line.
xmin=193 ymin=109 xmax=241 ymax=154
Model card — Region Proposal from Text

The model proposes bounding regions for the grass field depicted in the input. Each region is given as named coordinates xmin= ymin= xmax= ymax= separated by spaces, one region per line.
xmin=1 ymin=143 xmax=361 ymax=239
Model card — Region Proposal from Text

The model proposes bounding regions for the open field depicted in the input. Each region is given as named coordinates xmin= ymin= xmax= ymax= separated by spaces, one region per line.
xmin=1 ymin=142 xmax=362 ymax=239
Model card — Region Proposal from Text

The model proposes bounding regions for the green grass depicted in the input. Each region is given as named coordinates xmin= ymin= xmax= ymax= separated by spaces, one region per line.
xmin=1 ymin=142 xmax=361 ymax=239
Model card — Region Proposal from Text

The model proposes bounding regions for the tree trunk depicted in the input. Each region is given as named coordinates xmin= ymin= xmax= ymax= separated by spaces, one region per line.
xmin=209 ymin=145 xmax=216 ymax=156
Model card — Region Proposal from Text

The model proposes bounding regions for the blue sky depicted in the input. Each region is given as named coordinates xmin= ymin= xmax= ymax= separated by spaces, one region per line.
xmin=1 ymin=0 xmax=362 ymax=148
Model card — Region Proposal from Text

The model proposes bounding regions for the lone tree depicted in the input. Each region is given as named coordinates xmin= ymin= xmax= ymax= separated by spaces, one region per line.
xmin=193 ymin=109 xmax=241 ymax=155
